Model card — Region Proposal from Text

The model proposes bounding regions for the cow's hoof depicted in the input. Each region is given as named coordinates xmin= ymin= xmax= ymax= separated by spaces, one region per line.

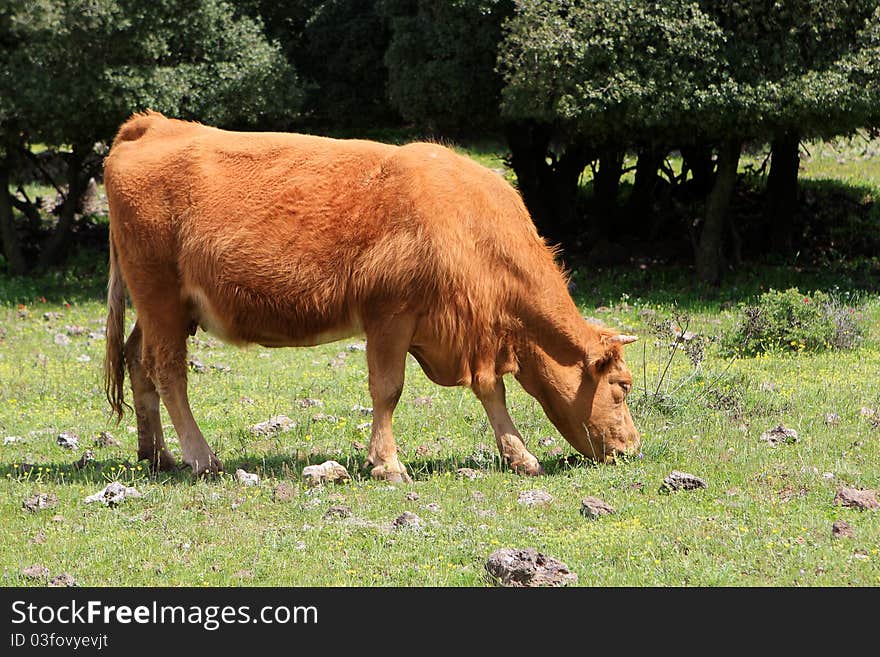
xmin=369 ymin=463 xmax=412 ymax=484
xmin=509 ymin=457 xmax=544 ymax=477
xmin=139 ymin=449 xmax=178 ymax=473
xmin=186 ymin=452 xmax=223 ymax=476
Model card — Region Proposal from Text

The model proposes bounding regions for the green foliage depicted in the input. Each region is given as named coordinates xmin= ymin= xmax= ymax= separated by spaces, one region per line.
xmin=1 ymin=0 xmax=300 ymax=148
xmin=380 ymin=0 xmax=513 ymax=133
xmin=724 ymin=288 xmax=866 ymax=356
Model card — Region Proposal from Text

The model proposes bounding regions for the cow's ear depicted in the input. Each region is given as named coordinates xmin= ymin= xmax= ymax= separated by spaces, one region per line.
xmin=587 ymin=338 xmax=621 ymax=373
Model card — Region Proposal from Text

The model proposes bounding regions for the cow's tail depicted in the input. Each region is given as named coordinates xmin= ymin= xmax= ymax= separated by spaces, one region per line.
xmin=104 ymin=231 xmax=128 ymax=422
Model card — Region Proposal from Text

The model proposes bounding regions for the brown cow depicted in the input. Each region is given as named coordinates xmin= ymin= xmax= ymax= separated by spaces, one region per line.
xmin=103 ymin=111 xmax=640 ymax=481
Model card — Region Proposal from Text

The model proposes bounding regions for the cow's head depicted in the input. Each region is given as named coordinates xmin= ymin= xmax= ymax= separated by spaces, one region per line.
xmin=516 ymin=329 xmax=641 ymax=462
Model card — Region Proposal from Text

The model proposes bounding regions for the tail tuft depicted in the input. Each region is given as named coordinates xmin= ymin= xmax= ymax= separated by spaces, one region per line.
xmin=104 ymin=234 xmax=129 ymax=421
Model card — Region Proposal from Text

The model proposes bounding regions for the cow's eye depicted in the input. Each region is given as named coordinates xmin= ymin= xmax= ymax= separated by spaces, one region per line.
xmin=620 ymin=382 xmax=631 ymax=395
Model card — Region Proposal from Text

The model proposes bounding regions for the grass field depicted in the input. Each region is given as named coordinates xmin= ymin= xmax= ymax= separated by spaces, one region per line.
xmin=1 ymin=142 xmax=879 ymax=587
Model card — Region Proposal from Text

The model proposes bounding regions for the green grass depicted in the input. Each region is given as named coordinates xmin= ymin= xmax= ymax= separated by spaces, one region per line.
xmin=1 ymin=139 xmax=880 ymax=587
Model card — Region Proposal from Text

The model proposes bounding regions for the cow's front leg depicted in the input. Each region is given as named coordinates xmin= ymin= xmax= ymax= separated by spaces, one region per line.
xmin=474 ymin=379 xmax=543 ymax=476
xmin=364 ymin=315 xmax=416 ymax=483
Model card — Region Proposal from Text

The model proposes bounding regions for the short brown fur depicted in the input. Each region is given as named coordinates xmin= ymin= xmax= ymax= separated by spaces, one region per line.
xmin=104 ymin=112 xmax=640 ymax=478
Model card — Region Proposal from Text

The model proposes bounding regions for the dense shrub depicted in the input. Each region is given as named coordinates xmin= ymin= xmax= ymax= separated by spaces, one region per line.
xmin=724 ymin=288 xmax=865 ymax=356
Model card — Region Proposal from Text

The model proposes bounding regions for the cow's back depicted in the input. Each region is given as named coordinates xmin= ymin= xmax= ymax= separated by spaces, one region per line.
xmin=104 ymin=112 xmax=559 ymax=353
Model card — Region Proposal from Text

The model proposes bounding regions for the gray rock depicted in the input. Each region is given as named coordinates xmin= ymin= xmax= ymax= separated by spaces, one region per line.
xmin=94 ymin=431 xmax=120 ymax=448
xmin=456 ymin=467 xmax=482 ymax=480
xmin=580 ymin=496 xmax=615 ymax=519
xmin=84 ymin=482 xmax=141 ymax=507
xmin=760 ymin=424 xmax=799 ymax=446
xmin=23 ymin=492 xmax=58 ymax=512
xmin=297 ymin=398 xmax=324 ymax=409
xmin=661 ymin=470 xmax=708 ymax=493
xmin=248 ymin=415 xmax=295 ymax=436
xmin=235 ymin=468 xmax=260 ymax=487
xmin=392 ymin=511 xmax=422 ymax=530
xmin=3 ymin=435 xmax=24 ymax=445
xmin=21 ymin=565 xmax=50 ymax=580
xmin=73 ymin=449 xmax=95 ymax=469
xmin=832 ymin=520 xmax=854 ymax=538
xmin=323 ymin=505 xmax=353 ymax=520
xmin=517 ymin=489 xmax=553 ymax=506
xmin=485 ymin=548 xmax=577 ymax=587
xmin=833 ymin=487 xmax=879 ymax=511
xmin=405 ymin=492 xmax=420 ymax=501
xmin=824 ymin=413 xmax=841 ymax=426
xmin=57 ymin=431 xmax=79 ymax=450
xmin=350 ymin=404 xmax=373 ymax=415
xmin=49 ymin=573 xmax=78 ymax=587
xmin=302 ymin=460 xmax=351 ymax=486
xmin=53 ymin=333 xmax=71 ymax=346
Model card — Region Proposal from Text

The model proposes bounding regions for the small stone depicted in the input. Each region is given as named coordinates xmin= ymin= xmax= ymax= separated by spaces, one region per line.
xmin=824 ymin=413 xmax=841 ymax=426
xmin=392 ymin=511 xmax=421 ymax=530
xmin=356 ymin=422 xmax=371 ymax=431
xmin=30 ymin=531 xmax=47 ymax=545
xmin=471 ymin=491 xmax=486 ymax=502
xmin=302 ymin=460 xmax=351 ymax=486
xmin=23 ymin=492 xmax=58 ymax=512
xmin=233 ymin=570 xmax=254 ymax=579
xmin=538 ymin=436 xmax=555 ymax=447
xmin=347 ymin=342 xmax=367 ymax=352
xmin=456 ymin=467 xmax=482 ymax=480
xmin=49 ymin=573 xmax=78 ymax=587
xmin=57 ymin=431 xmax=79 ymax=450
xmin=760 ymin=424 xmax=799 ymax=446
xmin=405 ymin=492 xmax=420 ymax=501
xmin=272 ymin=482 xmax=296 ymax=503
xmin=312 ymin=413 xmax=339 ymax=423
xmin=297 ymin=398 xmax=324 ymax=409
xmin=42 ymin=311 xmax=61 ymax=321
xmin=759 ymin=382 xmax=777 ymax=393
xmin=352 ymin=441 xmax=366 ymax=451
xmin=517 ymin=490 xmax=553 ymax=506
xmin=580 ymin=496 xmax=615 ymax=519
xmin=66 ymin=325 xmax=87 ymax=336
xmin=485 ymin=548 xmax=577 ymax=588
xmin=822 ymin=472 xmax=835 ymax=480
xmin=54 ymin=333 xmax=71 ymax=346
xmin=858 ymin=407 xmax=876 ymax=419
xmin=413 ymin=396 xmax=433 ymax=407
xmin=248 ymin=415 xmax=295 ymax=436
xmin=350 ymin=404 xmax=373 ymax=415
xmin=22 ymin=565 xmax=50 ymax=580
xmin=211 ymin=363 xmax=231 ymax=373
xmin=548 ymin=446 xmax=564 ymax=457
xmin=84 ymin=482 xmax=141 ymax=507
xmin=188 ymin=356 xmax=208 ymax=373
xmin=235 ymin=468 xmax=260 ymax=487
xmin=661 ymin=470 xmax=708 ymax=493
xmin=323 ymin=504 xmax=353 ymax=520
xmin=833 ymin=487 xmax=878 ymax=510
xmin=3 ymin=435 xmax=24 ymax=445
xmin=423 ymin=502 xmax=441 ymax=513
xmin=73 ymin=449 xmax=95 ymax=469
xmin=832 ymin=520 xmax=854 ymax=538
xmin=94 ymin=431 xmax=120 ymax=448
xmin=76 ymin=354 xmax=91 ymax=362
xmin=475 ymin=508 xmax=496 ymax=518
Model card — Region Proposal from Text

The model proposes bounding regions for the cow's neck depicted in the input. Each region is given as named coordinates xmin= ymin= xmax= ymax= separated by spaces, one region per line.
xmin=512 ymin=291 xmax=588 ymax=402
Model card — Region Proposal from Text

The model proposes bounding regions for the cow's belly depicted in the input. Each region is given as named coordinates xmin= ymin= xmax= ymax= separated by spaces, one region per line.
xmin=184 ymin=284 xmax=362 ymax=348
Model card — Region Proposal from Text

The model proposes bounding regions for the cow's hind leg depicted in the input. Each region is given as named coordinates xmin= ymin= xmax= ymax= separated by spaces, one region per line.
xmin=474 ymin=380 xmax=543 ymax=476
xmin=138 ymin=295 xmax=222 ymax=476
xmin=125 ymin=322 xmax=176 ymax=471
xmin=364 ymin=315 xmax=416 ymax=483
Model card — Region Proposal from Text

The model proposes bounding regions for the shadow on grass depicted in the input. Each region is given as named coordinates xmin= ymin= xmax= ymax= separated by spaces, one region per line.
xmin=0 ymin=448 xmax=608 ymax=487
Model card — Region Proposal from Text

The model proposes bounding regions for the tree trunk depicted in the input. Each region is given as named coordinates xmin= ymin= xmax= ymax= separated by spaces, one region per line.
xmin=627 ymin=144 xmax=665 ymax=236
xmin=681 ymin=143 xmax=714 ymax=196
xmin=764 ymin=131 xmax=800 ymax=255
xmin=695 ymin=139 xmax=741 ymax=285
xmin=37 ymin=144 xmax=89 ymax=270
xmin=592 ymin=146 xmax=623 ymax=218
xmin=0 ymin=157 xmax=27 ymax=275
xmin=505 ymin=122 xmax=588 ymax=244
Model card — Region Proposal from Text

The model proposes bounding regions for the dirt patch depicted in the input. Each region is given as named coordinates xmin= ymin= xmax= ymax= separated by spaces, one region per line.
xmin=832 ymin=520 xmax=854 ymax=538
xmin=392 ymin=511 xmax=421 ymax=530
xmin=517 ymin=490 xmax=553 ymax=506
xmin=760 ymin=424 xmax=799 ymax=446
xmin=323 ymin=505 xmax=353 ymax=520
